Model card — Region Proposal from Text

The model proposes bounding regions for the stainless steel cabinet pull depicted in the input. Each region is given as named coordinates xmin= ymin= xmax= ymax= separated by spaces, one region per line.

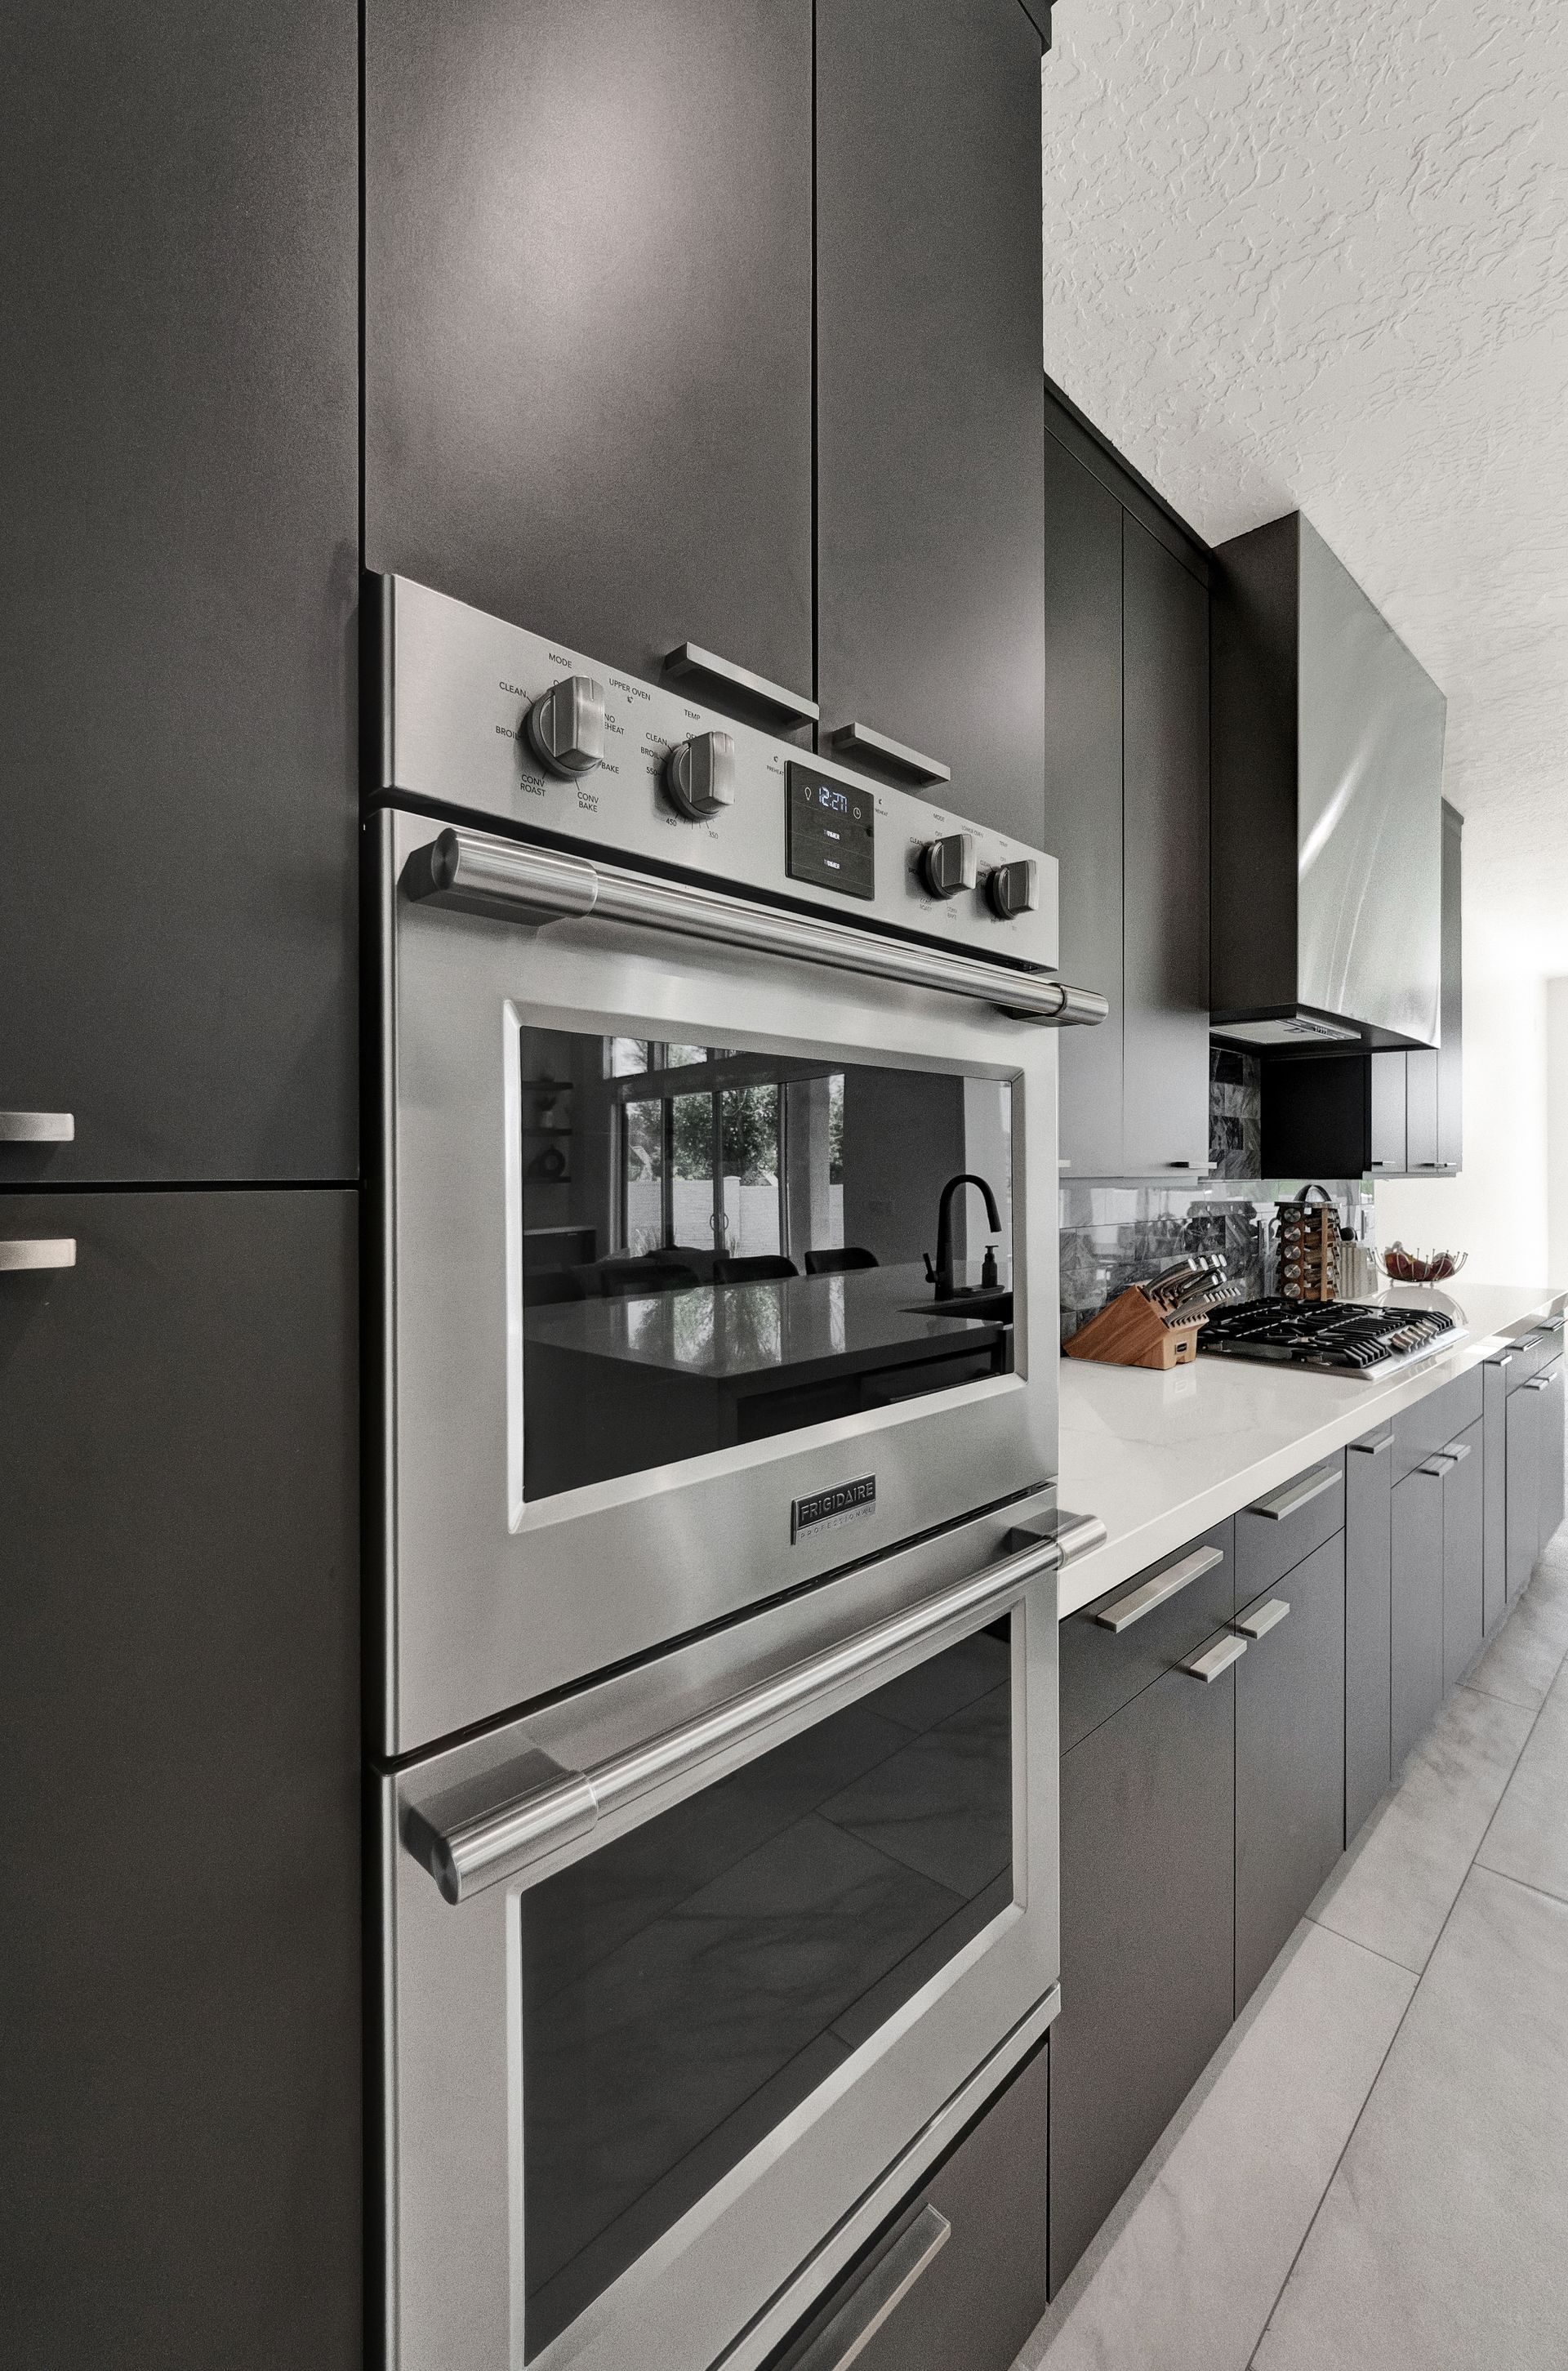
xmin=0 ymin=1239 xmax=76 ymax=1272
xmin=1446 ymin=1439 xmax=1473 ymax=1461
xmin=665 ymin=642 xmax=819 ymax=728
xmin=406 ymin=1518 xmax=1088 ymax=1904
xmin=792 ymin=2206 xmax=951 ymax=2371
xmin=1419 ymin=1453 xmax=1456 ymax=1476
xmin=1179 ymin=1634 xmax=1246 ymax=1683
xmin=828 ymin=721 xmax=950 ymax=787
xmin=1249 ymin=1464 xmax=1343 ymax=1522
xmin=404 ymin=824 xmax=1109 ymax=1028
xmin=1485 ymin=1350 xmax=1517 ymax=1369
xmin=1524 ymin=1374 xmax=1555 ymax=1393
xmin=0 ymin=1112 xmax=74 ymax=1143
xmin=1093 ymin=1544 xmax=1224 ymax=1633
xmin=1349 ymin=1430 xmax=1393 ymax=1457
xmin=1234 ymin=1598 xmax=1290 ymax=1641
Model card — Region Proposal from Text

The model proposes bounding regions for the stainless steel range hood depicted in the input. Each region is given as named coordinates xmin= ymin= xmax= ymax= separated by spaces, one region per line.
xmin=1211 ymin=511 xmax=1446 ymax=1051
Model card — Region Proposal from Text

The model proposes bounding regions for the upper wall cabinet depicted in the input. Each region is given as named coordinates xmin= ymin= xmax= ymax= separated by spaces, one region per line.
xmin=1043 ymin=405 xmax=1212 ymax=1178
xmin=364 ymin=0 xmax=814 ymax=715
xmin=815 ymin=0 xmax=1046 ymax=841
xmin=0 ymin=3 xmax=359 ymax=1183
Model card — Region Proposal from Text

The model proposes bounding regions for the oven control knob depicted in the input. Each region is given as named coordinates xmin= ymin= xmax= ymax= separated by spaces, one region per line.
xmin=663 ymin=729 xmax=736 ymax=821
xmin=523 ymin=675 xmax=605 ymax=779
xmin=919 ymin=832 xmax=976 ymax=900
xmin=985 ymin=858 xmax=1039 ymax=920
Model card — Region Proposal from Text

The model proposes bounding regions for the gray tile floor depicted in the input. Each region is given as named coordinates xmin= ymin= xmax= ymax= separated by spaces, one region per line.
xmin=1019 ymin=1531 xmax=1568 ymax=2371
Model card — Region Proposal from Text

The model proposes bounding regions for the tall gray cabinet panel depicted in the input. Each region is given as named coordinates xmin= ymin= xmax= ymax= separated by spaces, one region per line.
xmin=1441 ymin=1424 xmax=1485 ymax=1689
xmin=1345 ymin=1432 xmax=1394 ymax=1840
xmin=1234 ymin=1536 xmax=1347 ymax=2009
xmin=1044 ymin=430 xmax=1125 ymax=1177
xmin=1121 ymin=520 xmax=1211 ymax=1173
xmin=0 ymin=2 xmax=358 ymax=1184
xmin=1050 ymin=1656 xmax=1234 ymax=2293
xmin=816 ymin=0 xmax=1045 ymax=840
xmin=1392 ymin=1464 xmax=1446 ymax=1767
xmin=366 ymin=0 xmax=813 ymax=706
xmin=1507 ymin=1379 xmax=1542 ymax=1602
xmin=0 ymin=1192 xmax=359 ymax=2371
xmin=1482 ymin=1353 xmax=1511 ymax=1635
xmin=1542 ymin=1361 xmax=1566 ymax=1549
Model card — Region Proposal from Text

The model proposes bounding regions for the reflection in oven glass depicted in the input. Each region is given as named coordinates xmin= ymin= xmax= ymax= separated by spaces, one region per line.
xmin=519 ymin=1622 xmax=1013 ymax=2356
xmin=519 ymin=1028 xmax=1016 ymax=1499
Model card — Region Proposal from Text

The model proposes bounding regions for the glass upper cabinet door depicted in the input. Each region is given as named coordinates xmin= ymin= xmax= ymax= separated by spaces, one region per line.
xmin=519 ymin=1026 xmax=1015 ymax=1500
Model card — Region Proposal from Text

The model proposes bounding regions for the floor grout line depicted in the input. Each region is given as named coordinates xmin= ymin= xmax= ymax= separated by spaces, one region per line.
xmin=1300 ymin=1909 xmax=1424 ymax=1979
xmin=1244 ymin=1554 xmax=1568 ymax=2368
xmin=1469 ymin=1861 xmax=1568 ymax=1917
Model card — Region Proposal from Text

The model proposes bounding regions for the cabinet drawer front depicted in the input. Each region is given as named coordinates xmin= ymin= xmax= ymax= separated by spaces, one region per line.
xmin=1392 ymin=1367 xmax=1484 ymax=1481
xmin=1060 ymin=1521 xmax=1234 ymax=1753
xmin=1235 ymin=1457 xmax=1345 ymax=1602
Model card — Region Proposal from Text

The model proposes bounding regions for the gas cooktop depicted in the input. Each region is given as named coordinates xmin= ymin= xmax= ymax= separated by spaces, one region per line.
xmin=1199 ymin=1296 xmax=1462 ymax=1376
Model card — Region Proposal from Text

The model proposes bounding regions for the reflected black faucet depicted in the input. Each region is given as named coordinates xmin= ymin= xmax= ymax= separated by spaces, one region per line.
xmin=924 ymin=1172 xmax=1002 ymax=1299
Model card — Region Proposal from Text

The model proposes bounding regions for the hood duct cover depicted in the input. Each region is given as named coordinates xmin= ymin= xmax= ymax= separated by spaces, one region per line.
xmin=1211 ymin=513 xmax=1446 ymax=1052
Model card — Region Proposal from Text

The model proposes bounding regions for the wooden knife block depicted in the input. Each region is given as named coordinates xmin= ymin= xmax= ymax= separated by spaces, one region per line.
xmin=1064 ymin=1286 xmax=1205 ymax=1370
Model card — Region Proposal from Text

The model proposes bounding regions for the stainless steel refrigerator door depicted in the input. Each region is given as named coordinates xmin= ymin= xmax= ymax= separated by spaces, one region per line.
xmin=380 ymin=1508 xmax=1061 ymax=2371
xmin=372 ymin=806 xmax=1060 ymax=1755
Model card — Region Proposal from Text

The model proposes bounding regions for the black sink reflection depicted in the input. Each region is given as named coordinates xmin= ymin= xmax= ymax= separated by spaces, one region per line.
xmin=902 ymin=1287 xmax=1014 ymax=1323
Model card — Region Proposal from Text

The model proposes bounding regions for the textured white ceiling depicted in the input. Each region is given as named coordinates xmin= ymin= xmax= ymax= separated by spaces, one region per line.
xmin=1041 ymin=0 xmax=1568 ymax=978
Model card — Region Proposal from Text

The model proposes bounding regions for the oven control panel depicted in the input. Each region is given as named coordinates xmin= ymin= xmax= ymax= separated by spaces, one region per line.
xmin=373 ymin=574 xmax=1058 ymax=970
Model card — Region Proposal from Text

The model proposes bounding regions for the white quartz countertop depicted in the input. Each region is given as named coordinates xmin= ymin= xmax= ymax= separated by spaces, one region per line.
xmin=1056 ymin=1281 xmax=1566 ymax=1621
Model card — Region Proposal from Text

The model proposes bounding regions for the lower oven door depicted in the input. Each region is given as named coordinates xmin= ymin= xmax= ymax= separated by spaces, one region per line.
xmin=381 ymin=1504 xmax=1062 ymax=2371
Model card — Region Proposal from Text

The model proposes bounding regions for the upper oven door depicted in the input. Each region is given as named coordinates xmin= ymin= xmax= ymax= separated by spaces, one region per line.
xmin=372 ymin=806 xmax=1060 ymax=1755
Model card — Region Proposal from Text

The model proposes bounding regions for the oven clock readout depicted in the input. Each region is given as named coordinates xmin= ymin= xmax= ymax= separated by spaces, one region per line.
xmin=785 ymin=761 xmax=875 ymax=899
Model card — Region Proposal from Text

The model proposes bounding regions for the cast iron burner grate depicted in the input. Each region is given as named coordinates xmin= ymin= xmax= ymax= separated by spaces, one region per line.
xmin=1198 ymin=1296 xmax=1457 ymax=1374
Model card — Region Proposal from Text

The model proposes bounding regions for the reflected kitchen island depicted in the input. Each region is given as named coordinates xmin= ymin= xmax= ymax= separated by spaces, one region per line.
xmin=523 ymin=1262 xmax=1013 ymax=1496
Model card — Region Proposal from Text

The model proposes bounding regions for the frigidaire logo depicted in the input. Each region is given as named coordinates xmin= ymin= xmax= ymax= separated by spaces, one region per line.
xmin=791 ymin=1475 xmax=876 ymax=1544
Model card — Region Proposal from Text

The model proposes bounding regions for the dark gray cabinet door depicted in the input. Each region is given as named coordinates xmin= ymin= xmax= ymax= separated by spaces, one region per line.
xmin=1437 ymin=800 xmax=1463 ymax=1171
xmin=1121 ymin=521 xmax=1211 ymax=1174
xmin=1441 ymin=1423 xmax=1485 ymax=1689
xmin=1234 ymin=1536 xmax=1347 ymax=2008
xmin=366 ymin=0 xmax=813 ymax=707
xmin=1345 ymin=1433 xmax=1394 ymax=1840
xmin=1369 ymin=1054 xmax=1408 ymax=1176
xmin=1507 ymin=1379 xmax=1542 ymax=1602
xmin=1542 ymin=1362 xmax=1566 ymax=1549
xmin=773 ymin=2047 xmax=1048 ymax=2371
xmin=1 ymin=4 xmax=358 ymax=1184
xmin=0 ymin=1192 xmax=359 ymax=2371
xmin=1044 ymin=430 xmax=1125 ymax=1179
xmin=1392 ymin=1464 xmax=1446 ymax=1767
xmin=1482 ymin=1354 xmax=1510 ymax=1636
xmin=816 ymin=0 xmax=1045 ymax=840
xmin=1050 ymin=1655 xmax=1234 ymax=2293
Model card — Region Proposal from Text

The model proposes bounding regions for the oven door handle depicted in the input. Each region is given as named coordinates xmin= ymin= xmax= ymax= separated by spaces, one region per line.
xmin=403 ymin=1508 xmax=1107 ymax=1905
xmin=401 ymin=823 xmax=1109 ymax=1027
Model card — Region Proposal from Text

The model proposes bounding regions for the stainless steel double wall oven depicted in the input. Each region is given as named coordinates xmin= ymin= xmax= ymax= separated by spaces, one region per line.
xmin=369 ymin=578 xmax=1105 ymax=2371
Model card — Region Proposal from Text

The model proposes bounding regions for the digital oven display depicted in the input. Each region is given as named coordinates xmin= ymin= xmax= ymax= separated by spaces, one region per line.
xmin=786 ymin=761 xmax=875 ymax=900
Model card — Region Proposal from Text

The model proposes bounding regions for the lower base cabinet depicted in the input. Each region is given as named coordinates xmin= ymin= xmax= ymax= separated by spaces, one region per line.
xmin=1441 ymin=1421 xmax=1485 ymax=1689
xmin=1049 ymin=1651 xmax=1235 ymax=2294
xmin=768 ymin=2045 xmax=1049 ymax=2371
xmin=1392 ymin=1462 xmax=1446 ymax=1770
xmin=1345 ymin=1429 xmax=1394 ymax=1841
xmin=1539 ymin=1360 xmax=1566 ymax=1548
xmin=1234 ymin=1535 xmax=1347 ymax=2009
xmin=0 ymin=1191 xmax=359 ymax=2371
xmin=1507 ymin=1377 xmax=1542 ymax=1602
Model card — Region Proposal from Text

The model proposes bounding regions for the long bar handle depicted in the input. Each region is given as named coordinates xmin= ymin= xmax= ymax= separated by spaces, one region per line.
xmin=403 ymin=825 xmax=1109 ymax=1028
xmin=406 ymin=1511 xmax=1104 ymax=1905
xmin=1523 ymin=1374 xmax=1556 ymax=1393
xmin=665 ymin=642 xmax=819 ymax=728
xmin=1093 ymin=1544 xmax=1224 ymax=1633
xmin=791 ymin=2206 xmax=951 ymax=2371
xmin=1179 ymin=1634 xmax=1246 ymax=1683
xmin=828 ymin=721 xmax=950 ymax=787
xmin=0 ymin=1112 xmax=74 ymax=1143
xmin=0 ymin=1240 xmax=76 ymax=1272
xmin=1249 ymin=1463 xmax=1343 ymax=1522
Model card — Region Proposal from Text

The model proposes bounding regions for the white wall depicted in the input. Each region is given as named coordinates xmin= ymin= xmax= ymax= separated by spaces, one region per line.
xmin=1375 ymin=965 xmax=1549 ymax=1289
xmin=1546 ymin=978 xmax=1568 ymax=1287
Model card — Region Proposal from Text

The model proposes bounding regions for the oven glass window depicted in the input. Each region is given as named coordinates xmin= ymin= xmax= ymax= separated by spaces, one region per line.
xmin=519 ymin=1620 xmax=1013 ymax=2357
xmin=519 ymin=1027 xmax=1015 ymax=1500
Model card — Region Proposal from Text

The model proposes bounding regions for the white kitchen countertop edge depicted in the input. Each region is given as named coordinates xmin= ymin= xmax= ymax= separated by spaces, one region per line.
xmin=1054 ymin=1282 xmax=1566 ymax=1622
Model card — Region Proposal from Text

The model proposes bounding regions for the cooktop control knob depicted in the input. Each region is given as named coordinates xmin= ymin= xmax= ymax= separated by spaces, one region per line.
xmin=919 ymin=831 xmax=976 ymax=900
xmin=985 ymin=858 xmax=1039 ymax=920
xmin=524 ymin=675 xmax=605 ymax=778
xmin=663 ymin=729 xmax=736 ymax=821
